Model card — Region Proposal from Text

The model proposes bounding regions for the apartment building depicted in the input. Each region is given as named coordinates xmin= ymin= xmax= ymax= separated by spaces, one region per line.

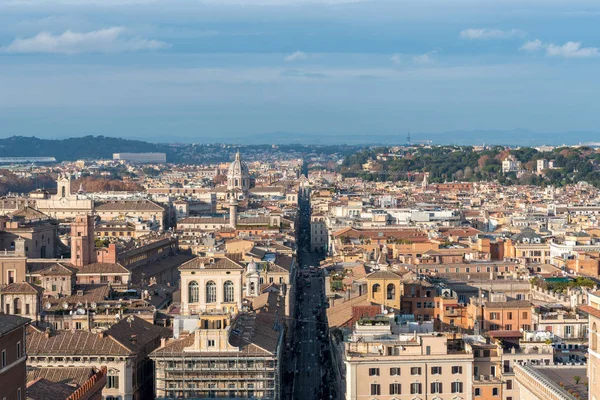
xmin=0 ymin=315 xmax=30 ymax=400
xmin=344 ymin=317 xmax=473 ymax=400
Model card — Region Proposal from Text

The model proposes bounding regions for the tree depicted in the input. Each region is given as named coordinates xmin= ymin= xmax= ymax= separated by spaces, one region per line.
xmin=573 ymin=375 xmax=581 ymax=384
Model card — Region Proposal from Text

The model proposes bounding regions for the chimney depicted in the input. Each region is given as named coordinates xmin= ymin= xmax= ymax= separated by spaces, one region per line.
xmin=160 ymin=337 xmax=167 ymax=348
xmin=98 ymin=331 xmax=106 ymax=339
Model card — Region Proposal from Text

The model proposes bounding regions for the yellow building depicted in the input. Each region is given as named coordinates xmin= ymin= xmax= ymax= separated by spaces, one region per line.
xmin=366 ymin=270 xmax=403 ymax=310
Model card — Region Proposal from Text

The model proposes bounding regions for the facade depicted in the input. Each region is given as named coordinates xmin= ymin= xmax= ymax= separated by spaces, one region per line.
xmin=26 ymin=315 xmax=170 ymax=400
xmin=113 ymin=152 xmax=167 ymax=163
xmin=344 ymin=318 xmax=473 ymax=400
xmin=151 ymin=293 xmax=284 ymax=400
xmin=0 ymin=314 xmax=30 ymax=400
xmin=581 ymin=291 xmax=600 ymax=399
xmin=179 ymin=256 xmax=245 ymax=316
xmin=95 ymin=199 xmax=167 ymax=231
xmin=310 ymin=213 xmax=328 ymax=252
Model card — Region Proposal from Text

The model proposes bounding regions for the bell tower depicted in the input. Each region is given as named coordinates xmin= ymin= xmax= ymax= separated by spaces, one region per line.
xmin=57 ymin=174 xmax=71 ymax=199
xmin=71 ymin=215 xmax=96 ymax=267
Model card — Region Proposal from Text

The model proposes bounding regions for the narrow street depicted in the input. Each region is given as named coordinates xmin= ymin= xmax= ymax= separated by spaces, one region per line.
xmin=286 ymin=187 xmax=333 ymax=399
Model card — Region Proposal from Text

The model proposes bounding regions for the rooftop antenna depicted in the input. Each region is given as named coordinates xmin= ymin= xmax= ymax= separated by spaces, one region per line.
xmin=407 ymin=132 xmax=411 ymax=146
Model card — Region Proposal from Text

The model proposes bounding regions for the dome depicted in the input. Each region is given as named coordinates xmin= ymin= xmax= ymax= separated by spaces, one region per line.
xmin=227 ymin=151 xmax=250 ymax=192
xmin=228 ymin=151 xmax=249 ymax=178
xmin=247 ymin=260 xmax=258 ymax=275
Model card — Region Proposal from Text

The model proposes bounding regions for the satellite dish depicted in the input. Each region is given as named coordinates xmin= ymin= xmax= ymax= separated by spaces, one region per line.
xmin=45 ymin=302 xmax=52 ymax=310
xmin=383 ymin=309 xmax=389 ymax=314
xmin=91 ymin=302 xmax=97 ymax=309
xmin=62 ymin=302 xmax=69 ymax=310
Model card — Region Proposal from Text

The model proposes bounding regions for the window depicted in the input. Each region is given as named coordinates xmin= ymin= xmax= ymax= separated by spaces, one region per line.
xmin=372 ymin=283 xmax=381 ymax=293
xmin=17 ymin=389 xmax=21 ymax=400
xmin=410 ymin=382 xmax=422 ymax=394
xmin=107 ymin=371 xmax=119 ymax=389
xmin=491 ymin=365 xmax=496 ymax=377
xmin=389 ymin=383 xmax=401 ymax=395
xmin=1 ymin=350 xmax=5 ymax=367
xmin=451 ymin=381 xmax=463 ymax=393
xmin=522 ymin=311 xmax=528 ymax=319
xmin=431 ymin=382 xmax=442 ymax=394
xmin=188 ymin=281 xmax=199 ymax=303
xmin=386 ymin=283 xmax=395 ymax=300
xmin=492 ymin=388 xmax=499 ymax=396
xmin=224 ymin=281 xmax=235 ymax=303
xmin=100 ymin=276 xmax=108 ymax=283
xmin=369 ymin=368 xmax=380 ymax=376
xmin=370 ymin=384 xmax=381 ymax=396
xmin=17 ymin=341 xmax=21 ymax=358
xmin=206 ymin=281 xmax=216 ymax=303
xmin=490 ymin=312 xmax=499 ymax=320
xmin=411 ymin=367 xmax=421 ymax=375
xmin=431 ymin=366 xmax=442 ymax=375
xmin=51 ymin=284 xmax=57 ymax=292
xmin=75 ymin=322 xmax=82 ymax=330
xmin=426 ymin=345 xmax=431 ymax=355
xmin=506 ymin=379 xmax=513 ymax=390
xmin=390 ymin=367 xmax=401 ymax=376
xmin=452 ymin=366 xmax=462 ymax=374
xmin=507 ymin=312 xmax=513 ymax=320
xmin=475 ymin=388 xmax=481 ymax=397
xmin=208 ymin=340 xmax=215 ymax=347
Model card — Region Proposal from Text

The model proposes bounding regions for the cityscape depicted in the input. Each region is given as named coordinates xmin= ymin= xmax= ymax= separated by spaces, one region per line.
xmin=2 ymin=1 xmax=600 ymax=400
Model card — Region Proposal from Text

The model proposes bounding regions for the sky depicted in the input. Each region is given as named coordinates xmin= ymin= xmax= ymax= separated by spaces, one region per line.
xmin=1 ymin=0 xmax=600 ymax=143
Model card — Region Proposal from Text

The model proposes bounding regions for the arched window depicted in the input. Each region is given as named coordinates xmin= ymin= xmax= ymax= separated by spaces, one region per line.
xmin=206 ymin=281 xmax=216 ymax=303
xmin=224 ymin=281 xmax=235 ymax=303
xmin=387 ymin=284 xmax=396 ymax=300
xmin=250 ymin=282 xmax=256 ymax=295
xmin=13 ymin=298 xmax=22 ymax=315
xmin=188 ymin=281 xmax=199 ymax=303
xmin=372 ymin=284 xmax=381 ymax=293
xmin=593 ymin=322 xmax=598 ymax=351
xmin=61 ymin=186 xmax=66 ymax=198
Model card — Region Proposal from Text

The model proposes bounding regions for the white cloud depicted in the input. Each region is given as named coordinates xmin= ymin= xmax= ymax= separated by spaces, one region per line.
xmin=1 ymin=27 xmax=169 ymax=54
xmin=412 ymin=50 xmax=437 ymax=64
xmin=390 ymin=53 xmax=402 ymax=65
xmin=460 ymin=28 xmax=525 ymax=40
xmin=521 ymin=39 xmax=543 ymax=51
xmin=546 ymin=41 xmax=599 ymax=58
xmin=285 ymin=50 xmax=308 ymax=62
xmin=521 ymin=38 xmax=599 ymax=58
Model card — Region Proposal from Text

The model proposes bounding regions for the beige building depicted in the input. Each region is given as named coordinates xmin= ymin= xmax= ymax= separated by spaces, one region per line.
xmin=179 ymin=256 xmax=245 ymax=316
xmin=344 ymin=316 xmax=473 ymax=400
xmin=581 ymin=290 xmax=600 ymax=399
xmin=35 ymin=176 xmax=94 ymax=220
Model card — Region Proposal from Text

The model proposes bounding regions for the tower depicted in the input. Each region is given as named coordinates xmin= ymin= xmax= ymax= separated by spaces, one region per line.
xmin=71 ymin=215 xmax=96 ymax=267
xmin=406 ymin=132 xmax=411 ymax=146
xmin=229 ymin=195 xmax=238 ymax=228
xmin=245 ymin=260 xmax=260 ymax=297
xmin=57 ymin=174 xmax=71 ymax=199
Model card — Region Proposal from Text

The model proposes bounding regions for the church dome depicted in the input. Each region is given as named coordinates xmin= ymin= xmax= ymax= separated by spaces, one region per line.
xmin=227 ymin=151 xmax=250 ymax=192
xmin=228 ymin=151 xmax=249 ymax=178
xmin=247 ymin=260 xmax=258 ymax=275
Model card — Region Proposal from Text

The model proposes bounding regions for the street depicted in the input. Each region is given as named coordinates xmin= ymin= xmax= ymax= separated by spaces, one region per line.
xmin=285 ymin=188 xmax=333 ymax=400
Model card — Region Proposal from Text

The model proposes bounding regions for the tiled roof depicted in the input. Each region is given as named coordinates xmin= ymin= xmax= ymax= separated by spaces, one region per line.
xmin=179 ymin=256 xmax=244 ymax=270
xmin=366 ymin=270 xmax=403 ymax=280
xmin=76 ymin=262 xmax=129 ymax=274
xmin=27 ymin=366 xmax=94 ymax=387
xmin=578 ymin=305 xmax=600 ymax=319
xmin=485 ymin=300 xmax=532 ymax=309
xmin=0 ymin=282 xmax=43 ymax=294
xmin=0 ymin=314 xmax=30 ymax=335
xmin=95 ymin=199 xmax=165 ymax=212
xmin=27 ymin=378 xmax=76 ymax=400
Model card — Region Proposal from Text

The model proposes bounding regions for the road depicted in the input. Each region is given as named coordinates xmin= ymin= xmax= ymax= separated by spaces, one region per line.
xmin=286 ymin=192 xmax=333 ymax=399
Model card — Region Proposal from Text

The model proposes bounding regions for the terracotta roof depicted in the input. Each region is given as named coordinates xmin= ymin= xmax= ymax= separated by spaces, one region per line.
xmin=179 ymin=256 xmax=244 ymax=270
xmin=488 ymin=330 xmax=523 ymax=338
xmin=0 ymin=314 xmax=30 ymax=335
xmin=27 ymin=366 xmax=94 ymax=387
xmin=326 ymin=294 xmax=371 ymax=328
xmin=0 ymin=281 xmax=43 ymax=294
xmin=27 ymin=315 xmax=169 ymax=356
xmin=366 ymin=270 xmax=403 ymax=280
xmin=95 ymin=199 xmax=165 ymax=212
xmin=76 ymin=262 xmax=129 ymax=275
xmin=27 ymin=378 xmax=76 ymax=400
xmin=578 ymin=305 xmax=600 ymax=319
xmin=485 ymin=301 xmax=532 ymax=309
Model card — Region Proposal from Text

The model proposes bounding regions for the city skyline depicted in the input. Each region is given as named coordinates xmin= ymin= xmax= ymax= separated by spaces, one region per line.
xmin=1 ymin=0 xmax=600 ymax=141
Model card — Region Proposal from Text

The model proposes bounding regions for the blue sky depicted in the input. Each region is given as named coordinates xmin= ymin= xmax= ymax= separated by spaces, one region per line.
xmin=0 ymin=0 xmax=599 ymax=143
